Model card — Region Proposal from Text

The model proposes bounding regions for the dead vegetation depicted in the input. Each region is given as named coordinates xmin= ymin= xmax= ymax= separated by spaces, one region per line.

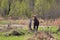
xmin=27 ymin=31 xmax=56 ymax=40
xmin=4 ymin=30 xmax=25 ymax=36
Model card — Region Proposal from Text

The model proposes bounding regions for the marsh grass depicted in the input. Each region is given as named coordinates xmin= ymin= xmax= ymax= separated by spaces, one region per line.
xmin=0 ymin=25 xmax=60 ymax=40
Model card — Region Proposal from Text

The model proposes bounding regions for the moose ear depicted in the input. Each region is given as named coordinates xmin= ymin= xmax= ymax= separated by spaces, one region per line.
xmin=33 ymin=15 xmax=37 ymax=17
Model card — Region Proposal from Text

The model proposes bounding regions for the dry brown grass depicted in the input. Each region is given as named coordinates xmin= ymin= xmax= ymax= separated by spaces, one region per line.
xmin=27 ymin=31 xmax=56 ymax=40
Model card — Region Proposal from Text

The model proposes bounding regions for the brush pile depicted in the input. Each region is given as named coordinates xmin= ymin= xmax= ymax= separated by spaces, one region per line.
xmin=27 ymin=31 xmax=56 ymax=40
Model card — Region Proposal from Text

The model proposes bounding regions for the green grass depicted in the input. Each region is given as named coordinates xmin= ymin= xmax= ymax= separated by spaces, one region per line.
xmin=53 ymin=32 xmax=60 ymax=40
xmin=38 ymin=26 xmax=60 ymax=40
xmin=0 ymin=20 xmax=19 ymax=24
xmin=0 ymin=20 xmax=9 ymax=24
xmin=0 ymin=20 xmax=60 ymax=40
xmin=38 ymin=26 xmax=58 ymax=32
xmin=0 ymin=26 xmax=60 ymax=40
xmin=0 ymin=28 xmax=33 ymax=40
xmin=0 ymin=34 xmax=32 ymax=40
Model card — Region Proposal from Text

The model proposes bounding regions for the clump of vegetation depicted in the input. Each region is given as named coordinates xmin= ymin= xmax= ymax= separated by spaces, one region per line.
xmin=27 ymin=31 xmax=56 ymax=40
xmin=57 ymin=25 xmax=60 ymax=32
xmin=4 ymin=30 xmax=25 ymax=36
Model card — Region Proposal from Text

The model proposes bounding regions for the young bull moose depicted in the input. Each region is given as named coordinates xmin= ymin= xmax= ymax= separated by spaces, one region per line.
xmin=33 ymin=16 xmax=39 ymax=32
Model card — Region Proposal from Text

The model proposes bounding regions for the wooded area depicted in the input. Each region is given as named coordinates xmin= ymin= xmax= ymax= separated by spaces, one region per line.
xmin=0 ymin=0 xmax=60 ymax=19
